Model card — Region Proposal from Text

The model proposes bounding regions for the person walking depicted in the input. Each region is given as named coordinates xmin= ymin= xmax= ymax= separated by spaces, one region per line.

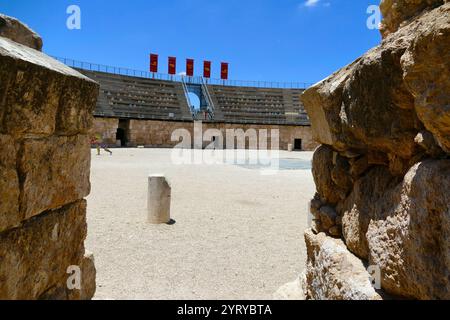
xmin=90 ymin=134 xmax=113 ymax=156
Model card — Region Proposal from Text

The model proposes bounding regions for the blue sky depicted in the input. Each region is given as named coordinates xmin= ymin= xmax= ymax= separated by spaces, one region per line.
xmin=0 ymin=0 xmax=381 ymax=84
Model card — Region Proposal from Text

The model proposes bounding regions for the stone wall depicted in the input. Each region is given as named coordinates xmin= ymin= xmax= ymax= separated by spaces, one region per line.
xmin=0 ymin=15 xmax=97 ymax=300
xmin=94 ymin=117 xmax=318 ymax=151
xmin=300 ymin=1 xmax=449 ymax=300
xmin=90 ymin=117 xmax=119 ymax=145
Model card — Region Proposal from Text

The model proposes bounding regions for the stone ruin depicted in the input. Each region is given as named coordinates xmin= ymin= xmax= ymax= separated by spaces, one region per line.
xmin=301 ymin=0 xmax=449 ymax=299
xmin=0 ymin=14 xmax=98 ymax=299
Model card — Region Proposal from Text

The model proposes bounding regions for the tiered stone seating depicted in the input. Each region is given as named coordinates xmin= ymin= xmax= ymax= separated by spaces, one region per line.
xmin=286 ymin=89 xmax=310 ymax=124
xmin=208 ymin=85 xmax=308 ymax=125
xmin=78 ymin=70 xmax=191 ymax=120
xmin=78 ymin=69 xmax=310 ymax=125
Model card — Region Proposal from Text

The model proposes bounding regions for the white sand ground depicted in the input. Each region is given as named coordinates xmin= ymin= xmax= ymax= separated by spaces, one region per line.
xmin=85 ymin=148 xmax=315 ymax=300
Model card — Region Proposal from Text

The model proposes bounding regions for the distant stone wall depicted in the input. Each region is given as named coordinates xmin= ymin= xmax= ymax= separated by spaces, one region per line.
xmin=90 ymin=117 xmax=119 ymax=145
xmin=0 ymin=17 xmax=98 ymax=300
xmin=94 ymin=117 xmax=318 ymax=151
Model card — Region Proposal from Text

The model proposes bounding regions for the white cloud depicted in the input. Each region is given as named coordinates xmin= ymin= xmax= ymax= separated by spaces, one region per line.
xmin=178 ymin=71 xmax=187 ymax=76
xmin=299 ymin=0 xmax=331 ymax=9
xmin=304 ymin=0 xmax=320 ymax=7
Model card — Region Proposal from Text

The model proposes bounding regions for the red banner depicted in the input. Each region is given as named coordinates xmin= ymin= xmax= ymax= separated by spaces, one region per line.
xmin=150 ymin=54 xmax=158 ymax=73
xmin=221 ymin=62 xmax=229 ymax=80
xmin=168 ymin=57 xmax=176 ymax=75
xmin=186 ymin=59 xmax=194 ymax=77
xmin=203 ymin=61 xmax=211 ymax=78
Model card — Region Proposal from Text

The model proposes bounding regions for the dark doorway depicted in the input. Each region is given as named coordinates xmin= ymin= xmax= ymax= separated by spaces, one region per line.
xmin=294 ymin=139 xmax=302 ymax=151
xmin=117 ymin=119 xmax=130 ymax=147
xmin=116 ymin=128 xmax=125 ymax=146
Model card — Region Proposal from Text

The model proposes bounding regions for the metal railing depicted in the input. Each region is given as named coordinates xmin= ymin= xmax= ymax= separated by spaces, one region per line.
xmin=52 ymin=56 xmax=314 ymax=89
xmin=180 ymin=77 xmax=196 ymax=117
xmin=200 ymin=77 xmax=215 ymax=118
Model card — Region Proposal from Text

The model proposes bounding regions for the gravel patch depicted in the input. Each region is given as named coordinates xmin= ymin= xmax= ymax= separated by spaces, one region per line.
xmin=85 ymin=148 xmax=315 ymax=300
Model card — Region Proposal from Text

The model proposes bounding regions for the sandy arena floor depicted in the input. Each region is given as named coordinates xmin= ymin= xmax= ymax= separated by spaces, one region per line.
xmin=85 ymin=148 xmax=315 ymax=300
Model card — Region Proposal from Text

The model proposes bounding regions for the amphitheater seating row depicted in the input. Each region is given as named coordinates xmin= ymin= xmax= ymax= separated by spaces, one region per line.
xmin=208 ymin=85 xmax=308 ymax=124
xmin=78 ymin=69 xmax=190 ymax=120
xmin=78 ymin=69 xmax=310 ymax=125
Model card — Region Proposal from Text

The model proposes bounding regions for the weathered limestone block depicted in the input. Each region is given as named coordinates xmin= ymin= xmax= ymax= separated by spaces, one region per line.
xmin=414 ymin=131 xmax=444 ymax=157
xmin=380 ymin=0 xmax=446 ymax=38
xmin=367 ymin=160 xmax=450 ymax=299
xmin=0 ymin=14 xmax=42 ymax=51
xmin=367 ymin=150 xmax=389 ymax=166
xmin=302 ymin=1 xmax=449 ymax=301
xmin=330 ymin=153 xmax=352 ymax=193
xmin=78 ymin=251 xmax=97 ymax=300
xmin=318 ymin=206 xmax=337 ymax=231
xmin=0 ymin=37 xmax=99 ymax=137
xmin=312 ymin=145 xmax=353 ymax=206
xmin=328 ymin=226 xmax=342 ymax=238
xmin=43 ymin=251 xmax=97 ymax=300
xmin=300 ymin=63 xmax=356 ymax=151
xmin=311 ymin=219 xmax=322 ymax=234
xmin=338 ymin=160 xmax=450 ymax=299
xmin=0 ymin=134 xmax=19 ymax=233
xmin=301 ymin=5 xmax=450 ymax=159
xmin=304 ymin=230 xmax=382 ymax=300
xmin=340 ymin=166 xmax=400 ymax=260
xmin=273 ymin=275 xmax=307 ymax=300
xmin=0 ymin=14 xmax=97 ymax=301
xmin=401 ymin=3 xmax=450 ymax=153
xmin=56 ymin=77 xmax=100 ymax=136
xmin=19 ymin=135 xmax=91 ymax=222
xmin=0 ymin=200 xmax=95 ymax=300
xmin=310 ymin=197 xmax=323 ymax=230
xmin=304 ymin=53 xmax=418 ymax=156
xmin=312 ymin=145 xmax=341 ymax=205
xmin=387 ymin=153 xmax=409 ymax=176
xmin=349 ymin=155 xmax=370 ymax=178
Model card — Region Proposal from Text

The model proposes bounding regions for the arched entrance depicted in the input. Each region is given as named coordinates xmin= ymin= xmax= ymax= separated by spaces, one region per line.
xmin=188 ymin=92 xmax=201 ymax=111
xmin=182 ymin=81 xmax=215 ymax=120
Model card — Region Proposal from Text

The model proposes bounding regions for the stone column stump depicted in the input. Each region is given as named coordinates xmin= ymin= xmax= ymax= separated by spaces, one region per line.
xmin=147 ymin=174 xmax=171 ymax=224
